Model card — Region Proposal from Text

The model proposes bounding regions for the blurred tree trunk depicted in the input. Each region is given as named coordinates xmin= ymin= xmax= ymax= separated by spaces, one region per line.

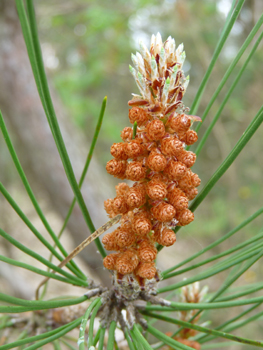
xmin=0 ymin=0 xmax=113 ymax=287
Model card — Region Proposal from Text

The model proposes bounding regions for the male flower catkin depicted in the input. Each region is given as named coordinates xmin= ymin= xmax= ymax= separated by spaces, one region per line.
xmin=103 ymin=33 xmax=201 ymax=282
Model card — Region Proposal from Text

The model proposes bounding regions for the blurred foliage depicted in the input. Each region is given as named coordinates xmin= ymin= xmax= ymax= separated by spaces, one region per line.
xmin=37 ymin=0 xmax=263 ymax=241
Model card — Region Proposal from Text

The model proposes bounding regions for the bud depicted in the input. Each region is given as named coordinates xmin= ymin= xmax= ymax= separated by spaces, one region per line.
xmin=147 ymin=149 xmax=167 ymax=172
xmin=116 ymin=249 xmax=139 ymax=274
xmin=125 ymin=161 xmax=146 ymax=181
xmin=132 ymin=211 xmax=152 ymax=236
xmin=160 ymin=136 xmax=183 ymax=157
xmin=184 ymin=187 xmax=198 ymax=200
xmin=103 ymin=253 xmax=120 ymax=270
xmin=138 ymin=240 xmax=157 ymax=262
xmin=136 ymin=262 xmax=156 ymax=279
xmin=146 ymin=179 xmax=167 ymax=200
xmin=106 ymin=159 xmax=127 ymax=179
xmin=127 ymin=184 xmax=146 ymax=209
xmin=110 ymin=143 xmax=129 ymax=160
xmin=126 ymin=139 xmax=146 ymax=159
xmin=102 ymin=231 xmax=120 ymax=251
xmin=112 ymin=196 xmax=129 ymax=214
xmin=120 ymin=218 xmax=133 ymax=231
xmin=163 ymin=160 xmax=187 ymax=181
xmin=167 ymin=191 xmax=188 ymax=210
xmin=115 ymin=228 xmax=136 ymax=248
xmin=177 ymin=150 xmax=196 ymax=168
xmin=170 ymin=114 xmax=191 ymax=134
xmin=121 ymin=127 xmax=133 ymax=141
xmin=177 ymin=171 xmax=193 ymax=191
xmin=154 ymin=227 xmax=176 ymax=246
xmin=146 ymin=120 xmax=166 ymax=140
xmin=151 ymin=202 xmax=176 ymax=222
xmin=180 ymin=130 xmax=198 ymax=145
xmin=104 ymin=198 xmax=115 ymax=218
xmin=190 ymin=172 xmax=201 ymax=187
xmin=176 ymin=209 xmax=194 ymax=226
xmin=129 ymin=107 xmax=149 ymax=126
xmin=116 ymin=182 xmax=130 ymax=196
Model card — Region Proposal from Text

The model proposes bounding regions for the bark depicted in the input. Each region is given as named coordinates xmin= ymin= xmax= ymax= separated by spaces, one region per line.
xmin=0 ymin=0 xmax=114 ymax=286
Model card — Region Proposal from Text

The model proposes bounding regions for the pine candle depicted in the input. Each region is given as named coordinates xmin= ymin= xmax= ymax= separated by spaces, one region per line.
xmin=103 ymin=33 xmax=201 ymax=284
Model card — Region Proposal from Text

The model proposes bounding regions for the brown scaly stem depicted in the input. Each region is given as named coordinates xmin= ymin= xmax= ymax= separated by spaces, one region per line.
xmin=74 ymin=270 xmax=172 ymax=331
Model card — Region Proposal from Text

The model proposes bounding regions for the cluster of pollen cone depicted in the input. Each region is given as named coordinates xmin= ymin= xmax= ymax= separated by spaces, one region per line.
xmin=103 ymin=33 xmax=201 ymax=283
